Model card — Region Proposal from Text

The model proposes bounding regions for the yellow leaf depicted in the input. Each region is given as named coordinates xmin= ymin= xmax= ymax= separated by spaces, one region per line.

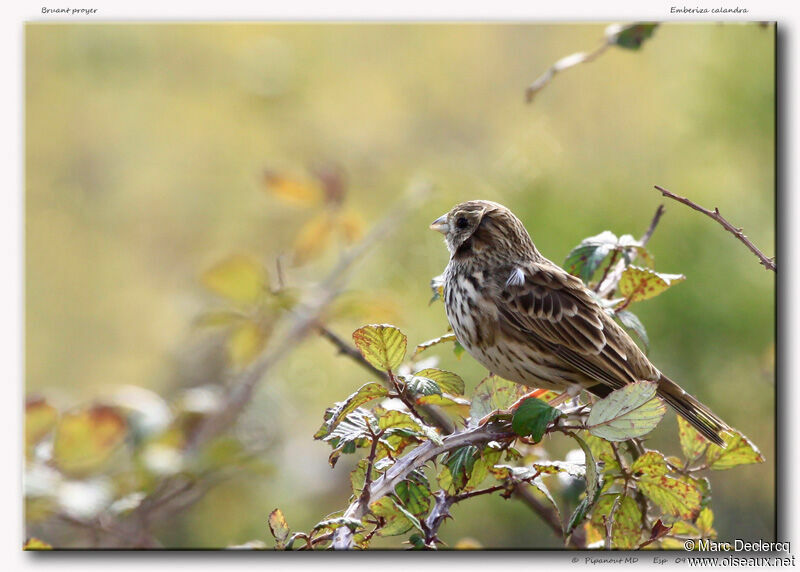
xmin=25 ymin=396 xmax=58 ymax=452
xmin=336 ymin=209 xmax=365 ymax=243
xmin=292 ymin=213 xmax=332 ymax=264
xmin=53 ymin=405 xmax=127 ymax=477
xmin=631 ymin=451 xmax=669 ymax=477
xmin=268 ymin=509 xmax=290 ymax=544
xmin=201 ymin=255 xmax=267 ymax=304
xmin=262 ymin=170 xmax=321 ymax=206
xmin=618 ymin=266 xmax=685 ymax=304
xmin=705 ymin=430 xmax=764 ymax=470
xmin=696 ymin=507 xmax=716 ymax=538
xmin=352 ymin=324 xmax=407 ymax=372
xmin=584 ymin=520 xmax=604 ymax=545
xmin=590 ymin=494 xmax=643 ymax=549
xmin=677 ymin=416 xmax=709 ymax=462
xmin=637 ymin=474 xmax=702 ymax=521
xmin=23 ymin=537 xmax=52 ymax=550
xmin=227 ymin=321 xmax=267 ymax=366
xmin=454 ymin=537 xmax=483 ymax=549
xmin=416 ymin=393 xmax=471 ymax=419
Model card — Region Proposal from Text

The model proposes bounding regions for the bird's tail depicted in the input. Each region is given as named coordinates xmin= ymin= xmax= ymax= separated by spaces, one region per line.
xmin=657 ymin=374 xmax=730 ymax=447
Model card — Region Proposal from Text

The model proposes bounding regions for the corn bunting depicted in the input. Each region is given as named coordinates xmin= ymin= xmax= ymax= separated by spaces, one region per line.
xmin=431 ymin=200 xmax=729 ymax=445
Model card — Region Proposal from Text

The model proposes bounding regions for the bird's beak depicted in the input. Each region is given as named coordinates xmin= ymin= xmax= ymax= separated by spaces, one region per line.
xmin=429 ymin=214 xmax=449 ymax=234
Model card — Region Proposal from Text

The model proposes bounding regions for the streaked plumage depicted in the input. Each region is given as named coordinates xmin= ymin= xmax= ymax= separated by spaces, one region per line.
xmin=430 ymin=200 xmax=729 ymax=446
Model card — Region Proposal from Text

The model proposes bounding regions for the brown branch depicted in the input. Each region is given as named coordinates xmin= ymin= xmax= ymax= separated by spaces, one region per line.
xmin=318 ymin=325 xmax=455 ymax=434
xmin=654 ymin=185 xmax=775 ymax=272
xmin=640 ymin=204 xmax=666 ymax=246
xmin=511 ymin=484 xmax=585 ymax=547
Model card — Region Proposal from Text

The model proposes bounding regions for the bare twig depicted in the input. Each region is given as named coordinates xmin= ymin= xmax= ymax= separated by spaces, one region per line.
xmin=640 ymin=204 xmax=666 ymax=246
xmin=596 ymin=204 xmax=666 ymax=298
xmin=526 ymin=38 xmax=612 ymax=102
xmin=654 ymin=185 xmax=775 ymax=272
xmin=525 ymin=24 xmax=658 ymax=103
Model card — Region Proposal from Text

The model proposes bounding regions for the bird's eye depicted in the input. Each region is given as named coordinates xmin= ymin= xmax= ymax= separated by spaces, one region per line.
xmin=456 ymin=216 xmax=469 ymax=229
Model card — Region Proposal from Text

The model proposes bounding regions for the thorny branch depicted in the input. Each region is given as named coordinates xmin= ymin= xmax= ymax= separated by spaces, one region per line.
xmin=654 ymin=185 xmax=775 ymax=272
xmin=332 ymin=422 xmax=516 ymax=549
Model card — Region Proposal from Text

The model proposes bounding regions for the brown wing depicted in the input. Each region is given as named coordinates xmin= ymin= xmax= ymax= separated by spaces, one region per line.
xmin=494 ymin=262 xmax=658 ymax=391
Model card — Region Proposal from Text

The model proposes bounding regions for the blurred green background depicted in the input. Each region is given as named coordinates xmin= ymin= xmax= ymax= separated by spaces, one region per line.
xmin=26 ymin=23 xmax=774 ymax=548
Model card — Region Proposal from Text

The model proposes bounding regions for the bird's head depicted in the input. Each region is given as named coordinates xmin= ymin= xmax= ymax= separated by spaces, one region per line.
xmin=430 ymin=200 xmax=538 ymax=261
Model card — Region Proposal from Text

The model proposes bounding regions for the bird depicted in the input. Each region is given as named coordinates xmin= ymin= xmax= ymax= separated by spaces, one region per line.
xmin=430 ymin=199 xmax=730 ymax=446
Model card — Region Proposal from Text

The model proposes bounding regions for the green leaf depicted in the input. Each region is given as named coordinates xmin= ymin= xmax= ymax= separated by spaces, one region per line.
xmin=325 ymin=383 xmax=389 ymax=433
xmin=465 ymin=447 xmax=503 ymax=491
xmin=312 ymin=517 xmax=363 ymax=533
xmin=511 ymin=398 xmax=562 ymax=442
xmin=583 ymin=433 xmax=621 ymax=474
xmin=442 ymin=445 xmax=479 ymax=493
xmin=618 ymin=266 xmax=685 ymax=304
xmin=677 ymin=416 xmax=709 ymax=462
xmin=404 ymin=375 xmax=442 ymax=396
xmin=631 ymin=451 xmax=669 ymax=477
xmin=615 ymin=310 xmax=649 ymax=353
xmin=352 ymin=324 xmax=407 ymax=372
xmin=637 ymin=474 xmax=702 ymax=521
xmin=378 ymin=410 xmax=423 ymax=433
xmin=591 ymin=494 xmax=643 ymax=549
xmin=705 ymin=430 xmax=764 ymax=470
xmin=586 ymin=381 xmax=666 ymax=441
xmin=201 ymin=255 xmax=267 ymax=304
xmin=268 ymin=509 xmax=290 ymax=546
xmin=529 ymin=478 xmax=562 ymax=534
xmin=350 ymin=458 xmax=379 ymax=496
xmin=607 ymin=23 xmax=659 ymax=50
xmin=413 ymin=368 xmax=465 ymax=396
xmin=369 ymin=496 xmax=423 ymax=536
xmin=563 ymin=231 xmax=618 ymax=283
xmin=323 ymin=408 xmax=378 ymax=467
xmin=395 ymin=475 xmax=432 ymax=519
xmin=469 ymin=375 xmax=528 ymax=423
xmin=566 ymin=433 xmax=602 ymax=538
xmin=413 ymin=333 xmax=457 ymax=357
